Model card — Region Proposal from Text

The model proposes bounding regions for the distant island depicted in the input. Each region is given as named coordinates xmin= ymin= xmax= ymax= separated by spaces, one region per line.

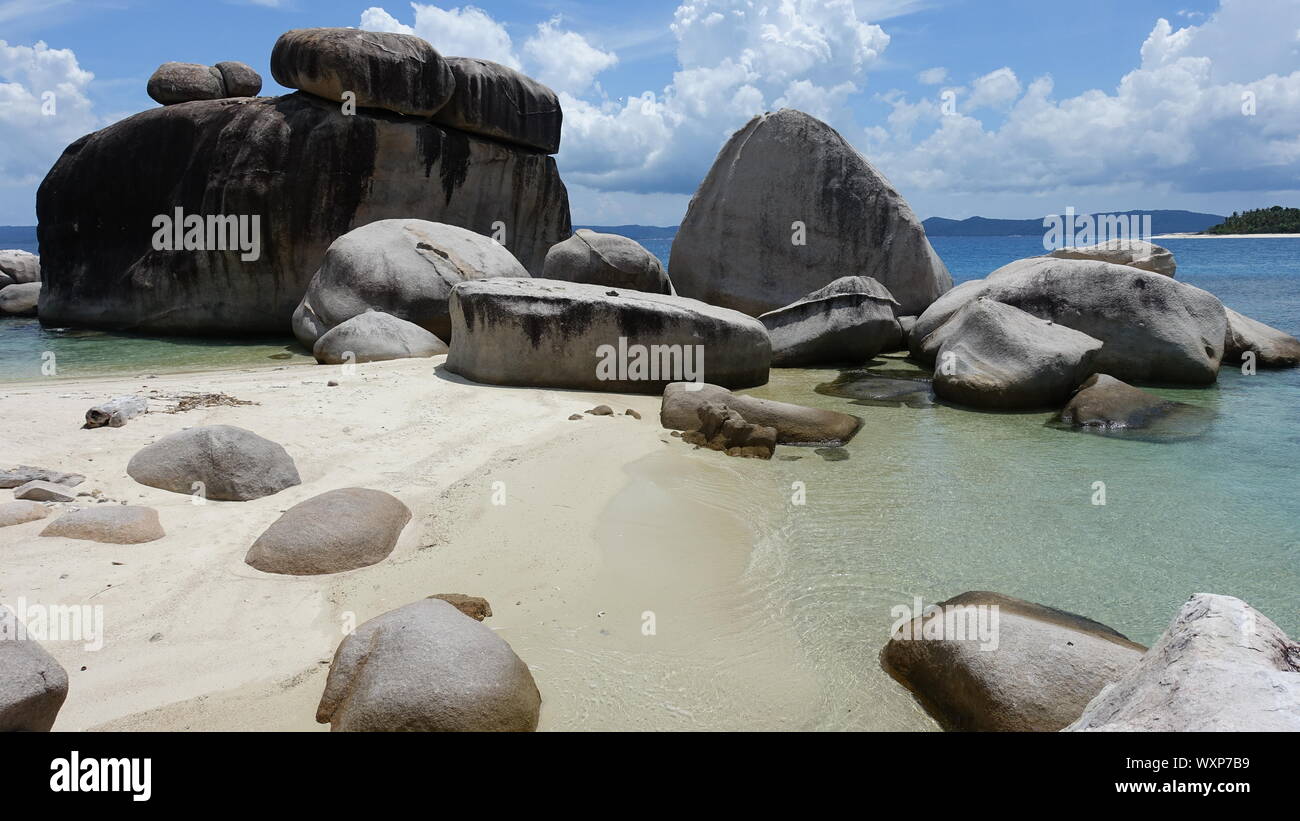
xmin=923 ymin=210 xmax=1224 ymax=237
xmin=1205 ymin=206 xmax=1300 ymax=235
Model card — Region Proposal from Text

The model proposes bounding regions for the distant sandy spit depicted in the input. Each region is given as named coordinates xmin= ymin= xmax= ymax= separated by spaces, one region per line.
xmin=1152 ymin=233 xmax=1300 ymax=239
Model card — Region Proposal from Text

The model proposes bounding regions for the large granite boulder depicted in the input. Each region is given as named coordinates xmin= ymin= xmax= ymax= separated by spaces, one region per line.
xmin=312 ymin=310 xmax=448 ymax=365
xmin=1056 ymin=374 xmax=1185 ymax=429
xmin=37 ymin=93 xmax=569 ymax=334
xmin=215 ymin=61 xmax=262 ymax=97
xmin=760 ymin=276 xmax=901 ymax=367
xmin=245 ymin=488 xmax=411 ymax=575
xmin=929 ymin=298 xmax=1103 ymax=410
xmin=881 ymin=591 xmax=1146 ymax=732
xmin=293 ymin=219 xmax=529 ymax=347
xmin=912 ymin=257 xmax=1227 ymax=385
xmin=127 ymin=425 xmax=301 ymax=501
xmin=271 ymin=28 xmax=454 ymax=118
xmin=1223 ymin=307 xmax=1300 ymax=368
xmin=1067 ymin=594 xmax=1300 ymax=732
xmin=0 ymin=622 xmax=69 ymax=732
xmin=542 ymin=229 xmax=670 ymax=295
xmin=146 ymin=62 xmax=225 ymax=105
xmin=317 ymin=598 xmax=541 ymax=731
xmin=445 ymin=279 xmax=771 ymax=394
xmin=0 ymin=249 xmax=40 ymax=284
xmin=0 ymin=282 xmax=40 ymax=316
xmin=669 ymin=109 xmax=951 ymax=316
xmin=433 ymin=57 xmax=562 ymax=154
xmin=40 ymin=506 xmax=165 ymax=544
xmin=660 ymin=382 xmax=859 ymax=445
xmin=1047 ymin=239 xmax=1176 ymax=277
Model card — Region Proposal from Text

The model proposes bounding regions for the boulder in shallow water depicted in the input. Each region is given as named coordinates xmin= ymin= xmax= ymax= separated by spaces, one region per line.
xmin=446 ymin=279 xmax=770 ymax=394
xmin=1056 ymin=374 xmax=1183 ymax=429
xmin=542 ymin=229 xmax=670 ymax=294
xmin=1223 ymin=307 xmax=1300 ymax=368
xmin=929 ymin=298 xmax=1103 ymax=410
xmin=317 ymin=598 xmax=540 ymax=731
xmin=37 ymin=93 xmax=569 ymax=334
xmin=313 ymin=310 xmax=448 ymax=365
xmin=41 ymin=506 xmax=165 ymax=544
xmin=271 ymin=28 xmax=455 ymax=118
xmin=912 ymin=257 xmax=1227 ymax=385
xmin=0 ymin=282 xmax=40 ymax=316
xmin=760 ymin=276 xmax=901 ymax=367
xmin=127 ymin=424 xmax=300 ymax=501
xmin=661 ymin=382 xmax=860 ymax=445
xmin=1047 ymin=239 xmax=1176 ymax=277
xmin=146 ymin=62 xmax=225 ymax=105
xmin=0 ymin=249 xmax=40 ymax=283
xmin=669 ymin=108 xmax=951 ymax=316
xmin=0 ymin=501 xmax=50 ymax=528
xmin=293 ymin=219 xmax=530 ymax=348
xmin=881 ymin=591 xmax=1146 ymax=732
xmin=246 ymin=488 xmax=410 ymax=575
xmin=0 ymin=622 xmax=68 ymax=731
xmin=681 ymin=402 xmax=776 ymax=459
xmin=1066 ymin=594 xmax=1300 ymax=732
xmin=433 ymin=57 xmax=562 ymax=154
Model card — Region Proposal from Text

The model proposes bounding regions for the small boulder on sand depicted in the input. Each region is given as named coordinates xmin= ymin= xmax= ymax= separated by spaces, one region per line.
xmin=312 ymin=310 xmax=448 ymax=365
xmin=317 ymin=598 xmax=540 ymax=731
xmin=40 ymin=506 xmax=165 ymax=544
xmin=13 ymin=480 xmax=77 ymax=503
xmin=0 ymin=466 xmax=84 ymax=489
xmin=0 ymin=501 xmax=50 ymax=528
xmin=245 ymin=488 xmax=411 ymax=575
xmin=126 ymin=424 xmax=301 ymax=501
xmin=759 ymin=276 xmax=902 ymax=367
xmin=0 ymin=621 xmax=69 ymax=731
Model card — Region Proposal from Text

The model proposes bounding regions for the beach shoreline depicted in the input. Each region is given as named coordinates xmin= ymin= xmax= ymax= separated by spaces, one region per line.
xmin=1152 ymin=233 xmax=1300 ymax=239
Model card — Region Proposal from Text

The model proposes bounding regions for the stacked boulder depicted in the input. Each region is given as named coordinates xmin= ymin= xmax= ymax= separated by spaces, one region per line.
xmin=759 ymin=276 xmax=902 ymax=367
xmin=0 ymin=250 xmax=40 ymax=317
xmin=1046 ymin=239 xmax=1176 ymax=277
xmin=543 ymin=229 xmax=670 ymax=294
xmin=147 ymin=61 xmax=263 ymax=105
xmin=37 ymin=27 xmax=570 ymax=335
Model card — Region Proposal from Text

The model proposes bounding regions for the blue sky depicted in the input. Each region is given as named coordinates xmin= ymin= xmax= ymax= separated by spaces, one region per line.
xmin=1 ymin=0 xmax=1297 ymax=225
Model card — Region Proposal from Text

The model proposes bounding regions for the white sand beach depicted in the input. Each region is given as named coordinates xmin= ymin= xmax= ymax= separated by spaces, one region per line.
xmin=1152 ymin=233 xmax=1300 ymax=239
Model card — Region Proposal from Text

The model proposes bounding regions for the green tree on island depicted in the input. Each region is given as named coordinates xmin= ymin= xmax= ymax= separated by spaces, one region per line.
xmin=1206 ymin=205 xmax=1300 ymax=234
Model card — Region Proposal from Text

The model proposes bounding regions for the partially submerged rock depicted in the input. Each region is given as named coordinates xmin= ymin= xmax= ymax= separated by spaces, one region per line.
xmin=542 ymin=229 xmax=670 ymax=294
xmin=1047 ymin=239 xmax=1176 ymax=277
xmin=1223 ymin=307 xmax=1300 ymax=368
xmin=294 ymin=219 xmax=530 ymax=347
xmin=446 ymin=278 xmax=770 ymax=394
xmin=271 ymin=28 xmax=455 ymax=118
xmin=670 ymin=108 xmax=951 ymax=316
xmin=930 ymin=299 xmax=1103 ymax=410
xmin=317 ymin=598 xmax=540 ymax=731
xmin=40 ymin=506 xmax=165 ymax=544
xmin=245 ymin=488 xmax=411 ymax=575
xmin=681 ymin=402 xmax=777 ymax=459
xmin=0 ymin=282 xmax=40 ymax=316
xmin=433 ymin=57 xmax=562 ymax=154
xmin=1066 ymin=594 xmax=1300 ymax=732
xmin=312 ymin=310 xmax=448 ymax=365
xmin=760 ymin=276 xmax=901 ymax=367
xmin=0 ymin=501 xmax=50 ymax=528
xmin=881 ymin=591 xmax=1146 ymax=732
xmin=127 ymin=424 xmax=301 ymax=501
xmin=1056 ymin=374 xmax=1184 ymax=429
xmin=0 ymin=620 xmax=69 ymax=731
xmin=661 ymin=382 xmax=860 ymax=445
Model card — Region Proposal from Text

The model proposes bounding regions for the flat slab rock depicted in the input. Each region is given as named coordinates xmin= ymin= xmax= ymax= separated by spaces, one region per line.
xmin=433 ymin=57 xmax=562 ymax=154
xmin=245 ymin=488 xmax=411 ymax=575
xmin=0 ymin=466 xmax=85 ymax=489
xmin=41 ymin=505 xmax=165 ymax=544
xmin=13 ymin=480 xmax=78 ymax=503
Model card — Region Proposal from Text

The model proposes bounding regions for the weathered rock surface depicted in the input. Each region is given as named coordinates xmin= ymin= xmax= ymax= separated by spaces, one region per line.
xmin=245 ymin=488 xmax=411 ymax=575
xmin=0 ymin=501 xmax=50 ymax=528
xmin=429 ymin=593 xmax=493 ymax=622
xmin=312 ymin=310 xmax=448 ymax=365
xmin=37 ymin=92 xmax=570 ymax=334
xmin=0 ymin=466 xmax=84 ymax=489
xmin=271 ymin=28 xmax=455 ymax=118
xmin=1047 ymin=239 xmax=1176 ymax=277
xmin=127 ymin=425 xmax=301 ymax=501
xmin=0 ymin=623 xmax=69 ymax=731
xmin=760 ymin=276 xmax=901 ymax=367
xmin=84 ymin=395 xmax=149 ymax=428
xmin=446 ymin=279 xmax=770 ymax=394
xmin=433 ymin=57 xmax=562 ymax=154
xmin=881 ymin=591 xmax=1146 ymax=732
xmin=681 ymin=402 xmax=777 ymax=459
xmin=13 ymin=480 xmax=77 ymax=503
xmin=543 ymin=229 xmax=670 ymax=294
xmin=1066 ymin=594 xmax=1300 ymax=732
xmin=929 ymin=299 xmax=1103 ymax=410
xmin=0 ymin=282 xmax=40 ymax=316
xmin=40 ymin=506 xmax=165 ymax=544
xmin=670 ymin=109 xmax=951 ymax=316
xmin=895 ymin=315 xmax=917 ymax=353
xmin=146 ymin=62 xmax=225 ymax=105
xmin=294 ymin=219 xmax=529 ymax=347
xmin=215 ymin=61 xmax=262 ymax=97
xmin=1223 ymin=307 xmax=1300 ymax=368
xmin=912 ymin=257 xmax=1227 ymax=384
xmin=661 ymin=382 xmax=860 ymax=445
xmin=0 ymin=249 xmax=40 ymax=283
xmin=317 ymin=598 xmax=540 ymax=731
xmin=1056 ymin=374 xmax=1182 ymax=429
